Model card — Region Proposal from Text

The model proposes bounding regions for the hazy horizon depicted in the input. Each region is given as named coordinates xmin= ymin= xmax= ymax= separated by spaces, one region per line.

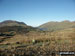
xmin=0 ymin=0 xmax=75 ymax=27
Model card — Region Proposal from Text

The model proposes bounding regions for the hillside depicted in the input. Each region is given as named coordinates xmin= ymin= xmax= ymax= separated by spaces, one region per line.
xmin=39 ymin=20 xmax=75 ymax=31
xmin=0 ymin=20 xmax=37 ymax=36
xmin=0 ymin=20 xmax=27 ymax=27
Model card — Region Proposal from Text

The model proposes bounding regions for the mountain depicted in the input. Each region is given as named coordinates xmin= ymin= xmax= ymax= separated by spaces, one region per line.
xmin=39 ymin=20 xmax=75 ymax=31
xmin=0 ymin=20 xmax=36 ymax=36
xmin=0 ymin=20 xmax=27 ymax=27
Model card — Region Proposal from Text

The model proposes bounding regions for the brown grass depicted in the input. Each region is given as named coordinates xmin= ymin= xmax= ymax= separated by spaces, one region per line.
xmin=0 ymin=28 xmax=75 ymax=51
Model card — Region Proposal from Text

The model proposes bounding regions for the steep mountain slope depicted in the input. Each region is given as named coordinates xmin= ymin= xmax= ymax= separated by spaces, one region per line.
xmin=0 ymin=20 xmax=27 ymax=27
xmin=39 ymin=20 xmax=75 ymax=31
xmin=0 ymin=20 xmax=36 ymax=36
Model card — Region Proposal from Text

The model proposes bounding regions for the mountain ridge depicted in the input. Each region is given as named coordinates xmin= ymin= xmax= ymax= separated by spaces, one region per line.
xmin=39 ymin=20 xmax=75 ymax=31
xmin=0 ymin=20 xmax=27 ymax=27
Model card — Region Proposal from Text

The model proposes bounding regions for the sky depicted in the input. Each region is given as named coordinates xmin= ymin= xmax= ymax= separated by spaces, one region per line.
xmin=0 ymin=0 xmax=75 ymax=27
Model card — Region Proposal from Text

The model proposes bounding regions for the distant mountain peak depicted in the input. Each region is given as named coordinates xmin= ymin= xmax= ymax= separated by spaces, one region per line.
xmin=61 ymin=20 xmax=71 ymax=22
xmin=1 ymin=20 xmax=25 ymax=24
xmin=1 ymin=20 xmax=16 ymax=22
xmin=0 ymin=20 xmax=27 ymax=27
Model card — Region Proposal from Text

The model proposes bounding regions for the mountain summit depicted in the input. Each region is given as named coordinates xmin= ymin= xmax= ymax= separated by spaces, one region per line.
xmin=0 ymin=20 xmax=35 ymax=35
xmin=0 ymin=20 xmax=27 ymax=27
